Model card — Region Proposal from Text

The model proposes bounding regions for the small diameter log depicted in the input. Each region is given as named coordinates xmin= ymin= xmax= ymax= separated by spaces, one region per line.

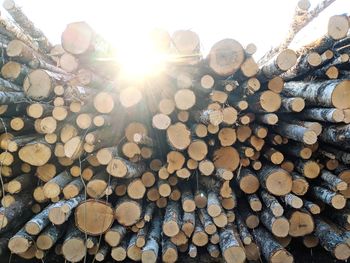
xmin=182 ymin=211 xmax=195 ymax=238
xmin=257 ymin=165 xmax=292 ymax=196
xmin=248 ymin=91 xmax=281 ymax=113
xmin=282 ymin=193 xmax=303 ymax=209
xmin=247 ymin=194 xmax=262 ymax=212
xmin=303 ymin=200 xmax=321 ymax=215
xmin=314 ymin=217 xmax=350 ymax=260
xmin=282 ymin=79 xmax=350 ymax=109
xmin=63 ymin=178 xmax=84 ymax=199
xmin=195 ymin=109 xmax=224 ymax=126
xmin=107 ymin=157 xmax=146 ymax=178
xmin=142 ymin=214 xmax=162 ymax=263
xmin=238 ymin=201 xmax=259 ymax=229
xmin=260 ymin=49 xmax=297 ymax=79
xmin=7 ymin=174 xmax=35 ymax=194
xmin=279 ymin=97 xmax=305 ymax=112
xmin=198 ymin=208 xmax=217 ymax=235
xmin=310 ymin=186 xmax=345 ymax=210
xmin=43 ymin=171 xmax=74 ymax=199
xmin=236 ymin=168 xmax=259 ymax=194
xmin=320 ymin=170 xmax=347 ymax=191
xmin=291 ymin=172 xmax=309 ymax=196
xmin=295 ymin=159 xmax=320 ymax=179
xmin=163 ymin=201 xmax=181 ymax=237
xmin=236 ymin=215 xmax=253 ymax=245
xmin=86 ymin=171 xmax=109 ymax=198
xmin=25 ymin=204 xmax=51 ymax=235
xmin=252 ymin=226 xmax=293 ymax=263
xmin=207 ymin=191 xmax=223 ymax=217
xmin=104 ymin=223 xmax=126 ymax=247
xmin=127 ymin=233 xmax=142 ymax=261
xmin=219 ymin=224 xmax=246 ymax=263
xmin=281 ymin=141 xmax=312 ymax=160
xmin=260 ymin=190 xmax=284 ymax=217
xmin=181 ymin=186 xmax=195 ymax=212
xmin=8 ymin=227 xmax=35 ymax=254
xmin=75 ymin=199 xmax=114 ymax=236
xmin=61 ymin=224 xmax=86 ymax=262
xmin=286 ymin=209 xmax=314 ymax=237
xmin=298 ymin=108 xmax=344 ymax=123
xmin=48 ymin=194 xmax=84 ymax=225
xmin=36 ymin=224 xmax=65 ymax=250
xmin=192 ymin=215 xmax=208 ymax=247
xmin=273 ymin=122 xmax=317 ymax=145
xmin=115 ymin=197 xmax=142 ymax=226
xmin=260 ymin=209 xmax=289 ymax=237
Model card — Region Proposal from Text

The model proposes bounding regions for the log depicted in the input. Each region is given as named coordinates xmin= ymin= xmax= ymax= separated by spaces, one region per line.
xmin=310 ymin=186 xmax=345 ymax=209
xmin=252 ymin=226 xmax=293 ymax=263
xmin=257 ymin=165 xmax=292 ymax=196
xmin=142 ymin=213 xmax=162 ymax=263
xmin=260 ymin=209 xmax=290 ymax=237
xmin=48 ymin=194 xmax=84 ymax=225
xmin=36 ymin=224 xmax=65 ymax=250
xmin=282 ymin=79 xmax=350 ymax=109
xmin=314 ymin=217 xmax=350 ymax=260
xmin=61 ymin=224 xmax=86 ymax=262
xmin=260 ymin=190 xmax=284 ymax=217
xmin=286 ymin=209 xmax=314 ymax=237
xmin=208 ymin=39 xmax=245 ymax=76
xmin=219 ymin=224 xmax=246 ymax=263
xmin=3 ymin=0 xmax=52 ymax=51
xmin=75 ymin=199 xmax=114 ymax=235
xmin=114 ymin=197 xmax=142 ymax=226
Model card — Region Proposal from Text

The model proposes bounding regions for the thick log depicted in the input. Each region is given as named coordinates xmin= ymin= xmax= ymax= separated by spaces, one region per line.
xmin=208 ymin=38 xmax=245 ymax=76
xmin=75 ymin=199 xmax=114 ymax=235
xmin=257 ymin=165 xmax=292 ymax=196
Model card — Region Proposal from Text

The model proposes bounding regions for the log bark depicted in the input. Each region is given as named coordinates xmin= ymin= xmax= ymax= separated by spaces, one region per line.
xmin=282 ymin=79 xmax=350 ymax=109
xmin=314 ymin=217 xmax=350 ymax=260
xmin=252 ymin=226 xmax=294 ymax=263
xmin=219 ymin=224 xmax=246 ymax=263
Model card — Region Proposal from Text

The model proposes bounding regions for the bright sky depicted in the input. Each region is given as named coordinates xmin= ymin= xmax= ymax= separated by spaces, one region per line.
xmin=2 ymin=0 xmax=349 ymax=59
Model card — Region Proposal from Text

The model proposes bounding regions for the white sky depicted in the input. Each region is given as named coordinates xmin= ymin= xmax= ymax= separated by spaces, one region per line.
xmin=2 ymin=0 xmax=349 ymax=59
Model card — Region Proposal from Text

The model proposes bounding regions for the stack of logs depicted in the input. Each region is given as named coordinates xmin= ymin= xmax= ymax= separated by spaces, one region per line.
xmin=0 ymin=0 xmax=350 ymax=262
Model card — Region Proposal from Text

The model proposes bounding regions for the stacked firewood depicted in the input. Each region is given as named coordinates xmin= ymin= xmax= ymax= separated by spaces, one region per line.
xmin=0 ymin=0 xmax=350 ymax=262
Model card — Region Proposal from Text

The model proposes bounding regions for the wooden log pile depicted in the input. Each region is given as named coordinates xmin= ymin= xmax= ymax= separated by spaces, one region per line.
xmin=0 ymin=1 xmax=350 ymax=262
